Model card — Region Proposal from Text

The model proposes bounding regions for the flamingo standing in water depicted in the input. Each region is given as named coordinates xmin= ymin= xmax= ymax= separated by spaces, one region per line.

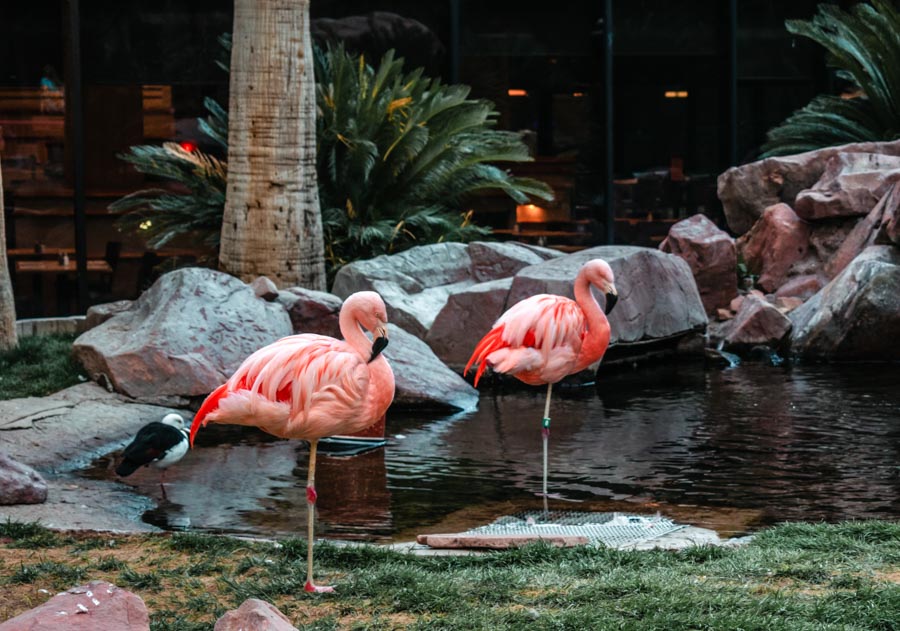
xmin=465 ymin=258 xmax=618 ymax=507
xmin=190 ymin=291 xmax=394 ymax=593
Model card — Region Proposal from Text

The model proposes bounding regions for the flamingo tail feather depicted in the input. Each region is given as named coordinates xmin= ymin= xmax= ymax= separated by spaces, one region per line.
xmin=464 ymin=326 xmax=507 ymax=387
xmin=190 ymin=383 xmax=228 ymax=447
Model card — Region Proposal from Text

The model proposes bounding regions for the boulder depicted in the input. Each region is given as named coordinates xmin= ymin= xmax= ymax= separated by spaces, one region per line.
xmin=717 ymin=139 xmax=900 ymax=235
xmin=0 ymin=581 xmax=149 ymax=631
xmin=332 ymin=241 xmax=558 ymax=339
xmin=774 ymin=274 xmax=821 ymax=301
xmin=826 ymin=184 xmax=900 ymax=278
xmin=277 ymin=286 xmax=343 ymax=337
xmin=736 ymin=203 xmax=810 ymax=293
xmin=385 ymin=324 xmax=479 ymax=411
xmin=84 ymin=300 xmax=133 ymax=331
xmin=724 ymin=293 xmax=792 ymax=351
xmin=332 ymin=243 xmax=473 ymax=337
xmin=794 ymin=152 xmax=900 ymax=220
xmin=877 ymin=184 xmax=900 ymax=245
xmin=0 ymin=452 xmax=47 ymax=504
xmin=507 ymin=245 xmax=707 ymax=345
xmin=426 ymin=278 xmax=513 ymax=369
xmin=250 ymin=276 xmax=280 ymax=301
xmin=659 ymin=213 xmax=737 ymax=315
xmin=468 ymin=241 xmax=558 ymax=282
xmin=790 ymin=246 xmax=900 ymax=360
xmin=214 ymin=598 xmax=298 ymax=631
xmin=73 ymin=268 xmax=292 ymax=400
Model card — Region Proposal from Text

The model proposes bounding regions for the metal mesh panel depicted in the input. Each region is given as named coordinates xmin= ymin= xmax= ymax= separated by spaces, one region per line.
xmin=465 ymin=511 xmax=684 ymax=548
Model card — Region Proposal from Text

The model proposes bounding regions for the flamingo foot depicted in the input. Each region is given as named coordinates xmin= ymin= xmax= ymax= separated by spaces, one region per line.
xmin=304 ymin=580 xmax=335 ymax=593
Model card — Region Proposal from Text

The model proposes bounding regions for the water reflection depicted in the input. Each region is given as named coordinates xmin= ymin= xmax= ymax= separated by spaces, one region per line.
xmin=83 ymin=363 xmax=900 ymax=540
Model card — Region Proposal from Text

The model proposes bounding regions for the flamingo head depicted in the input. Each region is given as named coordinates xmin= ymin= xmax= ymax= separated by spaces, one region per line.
xmin=583 ymin=259 xmax=618 ymax=315
xmin=343 ymin=291 xmax=390 ymax=361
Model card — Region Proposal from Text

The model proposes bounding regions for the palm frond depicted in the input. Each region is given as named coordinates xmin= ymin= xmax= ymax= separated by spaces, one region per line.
xmin=764 ymin=1 xmax=900 ymax=157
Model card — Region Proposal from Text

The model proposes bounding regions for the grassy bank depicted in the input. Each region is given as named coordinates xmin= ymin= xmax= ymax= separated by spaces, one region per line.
xmin=0 ymin=333 xmax=86 ymax=400
xmin=1 ymin=520 xmax=899 ymax=630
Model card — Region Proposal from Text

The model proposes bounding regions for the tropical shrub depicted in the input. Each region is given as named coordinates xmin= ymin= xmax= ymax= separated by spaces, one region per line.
xmin=760 ymin=0 xmax=900 ymax=157
xmin=112 ymin=43 xmax=552 ymax=275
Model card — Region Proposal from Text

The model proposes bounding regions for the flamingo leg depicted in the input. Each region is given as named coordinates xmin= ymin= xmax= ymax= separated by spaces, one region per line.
xmin=542 ymin=382 xmax=553 ymax=513
xmin=159 ymin=469 xmax=168 ymax=501
xmin=304 ymin=439 xmax=334 ymax=593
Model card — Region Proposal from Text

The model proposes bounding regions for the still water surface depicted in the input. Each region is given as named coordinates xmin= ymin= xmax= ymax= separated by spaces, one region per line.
xmin=83 ymin=363 xmax=900 ymax=541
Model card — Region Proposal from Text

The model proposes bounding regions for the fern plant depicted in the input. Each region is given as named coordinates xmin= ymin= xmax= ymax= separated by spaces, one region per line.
xmin=112 ymin=43 xmax=552 ymax=274
xmin=760 ymin=0 xmax=900 ymax=157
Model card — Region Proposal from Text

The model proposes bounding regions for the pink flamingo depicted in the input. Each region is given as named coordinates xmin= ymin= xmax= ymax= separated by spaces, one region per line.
xmin=465 ymin=258 xmax=618 ymax=507
xmin=189 ymin=291 xmax=394 ymax=593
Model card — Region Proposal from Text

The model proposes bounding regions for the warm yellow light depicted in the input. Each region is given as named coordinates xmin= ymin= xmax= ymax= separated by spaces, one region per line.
xmin=508 ymin=89 xmax=528 ymax=97
xmin=664 ymin=91 xmax=678 ymax=98
xmin=676 ymin=90 xmax=688 ymax=98
xmin=572 ymin=92 xmax=584 ymax=97
xmin=139 ymin=220 xmax=153 ymax=230
xmin=516 ymin=204 xmax=548 ymax=223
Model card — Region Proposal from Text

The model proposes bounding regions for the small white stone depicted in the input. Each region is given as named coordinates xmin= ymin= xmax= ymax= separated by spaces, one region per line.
xmin=76 ymin=603 xmax=89 ymax=613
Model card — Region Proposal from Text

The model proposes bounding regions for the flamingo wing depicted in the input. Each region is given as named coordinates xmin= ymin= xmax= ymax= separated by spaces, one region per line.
xmin=465 ymin=295 xmax=586 ymax=385
xmin=191 ymin=335 xmax=371 ymax=443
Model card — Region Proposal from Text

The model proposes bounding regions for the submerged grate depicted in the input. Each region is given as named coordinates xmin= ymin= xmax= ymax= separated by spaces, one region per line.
xmin=464 ymin=511 xmax=685 ymax=548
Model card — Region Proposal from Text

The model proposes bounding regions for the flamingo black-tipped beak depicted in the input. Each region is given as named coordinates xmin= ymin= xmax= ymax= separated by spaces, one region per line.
xmin=370 ymin=327 xmax=389 ymax=362
xmin=605 ymin=288 xmax=618 ymax=315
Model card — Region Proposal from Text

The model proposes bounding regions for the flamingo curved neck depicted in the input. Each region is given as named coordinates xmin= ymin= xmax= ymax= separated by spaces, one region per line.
xmin=339 ymin=308 xmax=372 ymax=359
xmin=574 ymin=268 xmax=611 ymax=369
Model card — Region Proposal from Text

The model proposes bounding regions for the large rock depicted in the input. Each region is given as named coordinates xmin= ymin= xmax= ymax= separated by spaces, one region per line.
xmin=214 ymin=598 xmax=298 ymax=631
xmin=736 ymin=203 xmax=810 ymax=293
xmin=426 ymin=278 xmax=513 ymax=369
xmin=659 ymin=213 xmax=737 ymax=315
xmin=332 ymin=243 xmax=473 ymax=337
xmin=277 ymin=286 xmax=343 ymax=337
xmin=827 ymin=184 xmax=900 ymax=278
xmin=0 ymin=581 xmax=149 ymax=631
xmin=791 ymin=246 xmax=900 ymax=359
xmin=332 ymin=241 xmax=558 ymax=338
xmin=717 ymin=139 xmax=900 ymax=235
xmin=73 ymin=268 xmax=292 ymax=400
xmin=794 ymin=152 xmax=900 ymax=220
xmin=0 ymin=452 xmax=47 ymax=505
xmin=468 ymin=241 xmax=557 ymax=282
xmin=507 ymin=245 xmax=707 ymax=345
xmin=385 ymin=324 xmax=479 ymax=411
xmin=775 ymin=274 xmax=822 ymax=301
xmin=724 ymin=294 xmax=792 ymax=351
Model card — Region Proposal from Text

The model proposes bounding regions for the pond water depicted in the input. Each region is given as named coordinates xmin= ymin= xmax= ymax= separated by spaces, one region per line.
xmin=82 ymin=362 xmax=900 ymax=542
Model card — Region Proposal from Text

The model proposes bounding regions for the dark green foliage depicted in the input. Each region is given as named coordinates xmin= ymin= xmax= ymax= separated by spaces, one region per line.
xmin=112 ymin=43 xmax=551 ymax=277
xmin=109 ymin=142 xmax=227 ymax=250
xmin=165 ymin=532 xmax=253 ymax=555
xmin=119 ymin=567 xmax=164 ymax=591
xmin=0 ymin=519 xmax=64 ymax=549
xmin=9 ymin=561 xmax=85 ymax=585
xmin=761 ymin=0 xmax=900 ymax=157
xmin=314 ymin=44 xmax=551 ymax=271
xmin=0 ymin=333 xmax=86 ymax=400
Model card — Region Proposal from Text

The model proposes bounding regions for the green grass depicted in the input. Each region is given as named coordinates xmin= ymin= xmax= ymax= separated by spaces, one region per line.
xmin=2 ymin=520 xmax=900 ymax=629
xmin=0 ymin=333 xmax=86 ymax=400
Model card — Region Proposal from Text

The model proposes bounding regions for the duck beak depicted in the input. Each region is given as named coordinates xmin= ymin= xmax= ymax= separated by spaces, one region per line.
xmin=370 ymin=326 xmax=389 ymax=362
xmin=605 ymin=285 xmax=618 ymax=315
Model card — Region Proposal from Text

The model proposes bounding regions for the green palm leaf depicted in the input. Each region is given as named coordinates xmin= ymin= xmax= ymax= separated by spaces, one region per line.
xmin=762 ymin=1 xmax=900 ymax=157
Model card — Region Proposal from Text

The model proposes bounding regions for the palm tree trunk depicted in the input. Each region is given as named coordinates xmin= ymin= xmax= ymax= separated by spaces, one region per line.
xmin=0 ymin=160 xmax=17 ymax=350
xmin=219 ymin=0 xmax=326 ymax=290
